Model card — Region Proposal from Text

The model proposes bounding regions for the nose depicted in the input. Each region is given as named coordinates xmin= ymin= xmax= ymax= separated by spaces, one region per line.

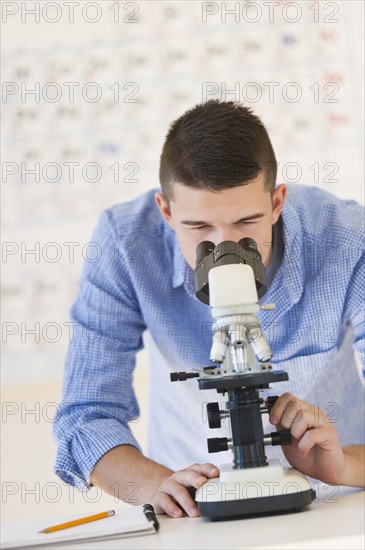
xmin=212 ymin=229 xmax=245 ymax=244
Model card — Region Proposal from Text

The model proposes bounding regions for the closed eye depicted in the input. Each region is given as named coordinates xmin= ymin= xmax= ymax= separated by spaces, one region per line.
xmin=190 ymin=221 xmax=256 ymax=231
xmin=183 ymin=213 xmax=264 ymax=229
xmin=191 ymin=221 xmax=257 ymax=230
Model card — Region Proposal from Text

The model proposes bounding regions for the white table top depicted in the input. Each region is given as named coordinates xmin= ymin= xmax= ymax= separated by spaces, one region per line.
xmin=26 ymin=485 xmax=364 ymax=550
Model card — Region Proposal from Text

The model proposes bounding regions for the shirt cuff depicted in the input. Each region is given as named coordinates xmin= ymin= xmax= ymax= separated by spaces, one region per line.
xmin=54 ymin=418 xmax=142 ymax=491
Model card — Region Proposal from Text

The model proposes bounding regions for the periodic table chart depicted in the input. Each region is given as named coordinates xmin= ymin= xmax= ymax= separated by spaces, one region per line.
xmin=1 ymin=0 xmax=364 ymax=383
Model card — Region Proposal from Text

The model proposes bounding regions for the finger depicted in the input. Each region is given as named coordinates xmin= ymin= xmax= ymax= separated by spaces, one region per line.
xmin=185 ymin=463 xmax=220 ymax=478
xmin=297 ymin=425 xmax=340 ymax=456
xmin=172 ymin=469 xmax=208 ymax=489
xmin=162 ymin=480 xmax=200 ymax=517
xmin=173 ymin=464 xmax=219 ymax=489
xmin=275 ymin=403 xmax=304 ymax=430
xmin=289 ymin=410 xmax=327 ymax=441
xmin=155 ymin=491 xmax=184 ymax=518
xmin=270 ymin=393 xmax=306 ymax=426
xmin=269 ymin=393 xmax=299 ymax=424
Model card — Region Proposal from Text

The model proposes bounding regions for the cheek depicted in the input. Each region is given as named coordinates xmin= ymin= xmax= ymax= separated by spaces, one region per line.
xmin=175 ymin=231 xmax=202 ymax=268
xmin=253 ymin=228 xmax=273 ymax=266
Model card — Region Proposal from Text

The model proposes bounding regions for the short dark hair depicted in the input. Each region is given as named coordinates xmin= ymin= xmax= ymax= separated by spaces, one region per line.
xmin=159 ymin=100 xmax=277 ymax=200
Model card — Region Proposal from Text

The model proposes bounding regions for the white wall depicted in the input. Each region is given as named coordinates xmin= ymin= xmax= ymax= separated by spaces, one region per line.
xmin=2 ymin=0 xmax=364 ymax=384
xmin=1 ymin=0 xmax=364 ymax=523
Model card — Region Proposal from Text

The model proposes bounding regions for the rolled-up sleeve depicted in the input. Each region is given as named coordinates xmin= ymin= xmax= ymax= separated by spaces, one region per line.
xmin=53 ymin=210 xmax=146 ymax=491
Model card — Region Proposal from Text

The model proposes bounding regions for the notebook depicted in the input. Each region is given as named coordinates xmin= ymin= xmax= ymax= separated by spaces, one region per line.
xmin=1 ymin=505 xmax=158 ymax=548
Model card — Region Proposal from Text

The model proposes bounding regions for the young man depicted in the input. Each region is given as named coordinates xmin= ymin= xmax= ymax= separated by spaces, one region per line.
xmin=54 ymin=100 xmax=364 ymax=518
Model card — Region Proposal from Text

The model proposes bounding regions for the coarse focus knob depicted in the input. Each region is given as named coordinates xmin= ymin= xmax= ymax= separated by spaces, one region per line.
xmin=264 ymin=430 xmax=292 ymax=446
xmin=207 ymin=402 xmax=221 ymax=429
xmin=272 ymin=430 xmax=292 ymax=446
xmin=261 ymin=395 xmax=280 ymax=415
xmin=207 ymin=437 xmax=229 ymax=453
xmin=267 ymin=396 xmax=279 ymax=410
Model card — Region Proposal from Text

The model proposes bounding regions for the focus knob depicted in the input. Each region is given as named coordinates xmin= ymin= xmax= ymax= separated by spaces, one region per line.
xmin=207 ymin=437 xmax=229 ymax=453
xmin=264 ymin=430 xmax=292 ymax=446
xmin=272 ymin=430 xmax=292 ymax=446
xmin=207 ymin=402 xmax=221 ymax=429
xmin=267 ymin=396 xmax=279 ymax=410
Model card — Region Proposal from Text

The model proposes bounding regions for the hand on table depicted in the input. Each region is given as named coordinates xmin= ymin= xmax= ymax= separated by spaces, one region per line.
xmin=150 ymin=463 xmax=219 ymax=518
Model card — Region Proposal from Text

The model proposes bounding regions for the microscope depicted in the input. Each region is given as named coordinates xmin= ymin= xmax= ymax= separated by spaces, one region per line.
xmin=171 ymin=238 xmax=315 ymax=519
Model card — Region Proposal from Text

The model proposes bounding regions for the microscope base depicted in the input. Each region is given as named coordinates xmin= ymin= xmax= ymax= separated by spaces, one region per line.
xmin=195 ymin=461 xmax=315 ymax=519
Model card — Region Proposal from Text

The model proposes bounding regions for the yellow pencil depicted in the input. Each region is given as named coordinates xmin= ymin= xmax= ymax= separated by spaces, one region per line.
xmin=39 ymin=510 xmax=115 ymax=534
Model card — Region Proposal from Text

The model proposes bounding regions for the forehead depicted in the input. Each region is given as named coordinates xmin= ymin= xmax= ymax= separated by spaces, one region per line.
xmin=170 ymin=179 xmax=269 ymax=216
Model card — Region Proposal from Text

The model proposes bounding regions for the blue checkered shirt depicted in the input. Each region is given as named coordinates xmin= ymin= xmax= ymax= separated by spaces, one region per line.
xmin=53 ymin=185 xmax=365 ymax=491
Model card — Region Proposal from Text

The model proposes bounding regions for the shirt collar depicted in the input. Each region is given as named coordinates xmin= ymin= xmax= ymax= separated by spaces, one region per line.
xmin=264 ymin=216 xmax=284 ymax=289
xmin=170 ymin=197 xmax=305 ymax=306
xmin=270 ymin=198 xmax=305 ymax=307
xmin=171 ymin=232 xmax=196 ymax=296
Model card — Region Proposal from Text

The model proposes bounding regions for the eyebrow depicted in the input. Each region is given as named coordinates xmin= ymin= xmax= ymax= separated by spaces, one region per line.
xmin=181 ymin=213 xmax=265 ymax=226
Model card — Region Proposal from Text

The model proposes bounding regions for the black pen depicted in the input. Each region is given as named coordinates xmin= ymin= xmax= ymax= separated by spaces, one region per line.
xmin=142 ymin=504 xmax=160 ymax=532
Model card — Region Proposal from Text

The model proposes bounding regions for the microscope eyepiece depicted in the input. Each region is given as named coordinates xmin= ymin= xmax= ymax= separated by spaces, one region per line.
xmin=195 ymin=241 xmax=215 ymax=267
xmin=238 ymin=238 xmax=262 ymax=261
xmin=194 ymin=238 xmax=267 ymax=304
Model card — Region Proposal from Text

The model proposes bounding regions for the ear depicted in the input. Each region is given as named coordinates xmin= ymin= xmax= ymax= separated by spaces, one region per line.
xmin=154 ymin=192 xmax=174 ymax=229
xmin=271 ymin=184 xmax=287 ymax=224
